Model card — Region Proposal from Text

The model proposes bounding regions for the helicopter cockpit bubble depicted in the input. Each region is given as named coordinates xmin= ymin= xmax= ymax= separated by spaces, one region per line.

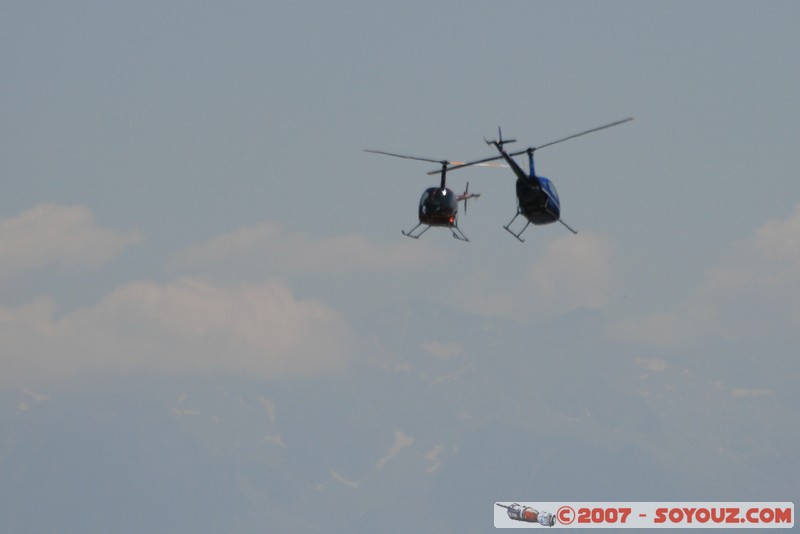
xmin=419 ymin=187 xmax=457 ymax=221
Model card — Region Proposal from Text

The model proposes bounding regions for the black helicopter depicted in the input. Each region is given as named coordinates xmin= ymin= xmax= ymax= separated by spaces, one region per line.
xmin=436 ymin=118 xmax=633 ymax=242
xmin=364 ymin=150 xmax=482 ymax=241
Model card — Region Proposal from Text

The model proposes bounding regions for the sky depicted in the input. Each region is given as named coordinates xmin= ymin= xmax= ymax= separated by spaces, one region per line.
xmin=1 ymin=1 xmax=799 ymax=532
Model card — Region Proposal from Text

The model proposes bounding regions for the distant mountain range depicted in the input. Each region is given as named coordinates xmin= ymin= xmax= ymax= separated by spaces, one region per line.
xmin=1 ymin=301 xmax=795 ymax=532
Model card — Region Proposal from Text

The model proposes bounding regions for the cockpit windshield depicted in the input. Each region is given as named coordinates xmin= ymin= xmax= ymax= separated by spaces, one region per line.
xmin=541 ymin=178 xmax=559 ymax=203
xmin=419 ymin=187 xmax=457 ymax=215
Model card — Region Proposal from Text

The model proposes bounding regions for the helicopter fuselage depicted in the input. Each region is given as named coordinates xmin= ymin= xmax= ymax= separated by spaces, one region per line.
xmin=515 ymin=175 xmax=561 ymax=225
xmin=492 ymin=142 xmax=561 ymax=227
xmin=418 ymin=186 xmax=459 ymax=226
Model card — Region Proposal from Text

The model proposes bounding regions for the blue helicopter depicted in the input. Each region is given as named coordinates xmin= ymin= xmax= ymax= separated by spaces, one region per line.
xmin=437 ymin=118 xmax=633 ymax=242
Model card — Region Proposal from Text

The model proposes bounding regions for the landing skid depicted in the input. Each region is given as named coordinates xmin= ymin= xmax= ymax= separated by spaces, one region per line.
xmin=503 ymin=212 xmax=578 ymax=242
xmin=402 ymin=222 xmax=470 ymax=242
xmin=402 ymin=222 xmax=430 ymax=239
xmin=450 ymin=225 xmax=470 ymax=242
xmin=503 ymin=212 xmax=530 ymax=243
xmin=559 ymin=219 xmax=578 ymax=234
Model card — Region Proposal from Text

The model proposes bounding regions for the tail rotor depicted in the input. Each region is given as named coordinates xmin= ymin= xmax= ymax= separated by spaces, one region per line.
xmin=487 ymin=127 xmax=516 ymax=148
xmin=458 ymin=182 xmax=481 ymax=213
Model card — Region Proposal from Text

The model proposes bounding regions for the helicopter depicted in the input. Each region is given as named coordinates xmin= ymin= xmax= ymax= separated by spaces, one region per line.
xmin=433 ymin=118 xmax=634 ymax=242
xmin=364 ymin=150 xmax=482 ymax=241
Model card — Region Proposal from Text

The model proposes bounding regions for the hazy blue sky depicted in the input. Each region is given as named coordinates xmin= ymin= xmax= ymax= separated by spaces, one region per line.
xmin=2 ymin=1 xmax=798 ymax=531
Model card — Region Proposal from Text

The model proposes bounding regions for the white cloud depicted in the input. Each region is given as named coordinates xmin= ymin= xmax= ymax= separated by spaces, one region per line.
xmin=730 ymin=388 xmax=773 ymax=398
xmin=703 ymin=205 xmax=800 ymax=337
xmin=329 ymin=469 xmax=360 ymax=489
xmin=526 ymin=233 xmax=614 ymax=313
xmin=445 ymin=269 xmax=518 ymax=318
xmin=422 ymin=445 xmax=444 ymax=474
xmin=420 ymin=341 xmax=463 ymax=360
xmin=375 ymin=430 xmax=414 ymax=470
xmin=615 ymin=201 xmax=800 ymax=346
xmin=450 ymin=233 xmax=615 ymax=320
xmin=635 ymin=357 xmax=667 ymax=372
xmin=614 ymin=311 xmax=701 ymax=347
xmin=259 ymin=396 xmax=277 ymax=423
xmin=168 ymin=222 xmax=445 ymax=276
xmin=753 ymin=202 xmax=800 ymax=265
xmin=0 ymin=277 xmax=356 ymax=386
xmin=0 ymin=204 xmax=142 ymax=281
xmin=321 ymin=430 xmax=417 ymax=491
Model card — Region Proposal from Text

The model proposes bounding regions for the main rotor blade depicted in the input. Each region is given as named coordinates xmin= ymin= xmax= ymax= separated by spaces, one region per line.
xmin=435 ymin=117 xmax=634 ymax=174
xmin=427 ymin=157 xmax=507 ymax=175
xmin=532 ymin=117 xmax=634 ymax=151
xmin=364 ymin=149 xmax=446 ymax=165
